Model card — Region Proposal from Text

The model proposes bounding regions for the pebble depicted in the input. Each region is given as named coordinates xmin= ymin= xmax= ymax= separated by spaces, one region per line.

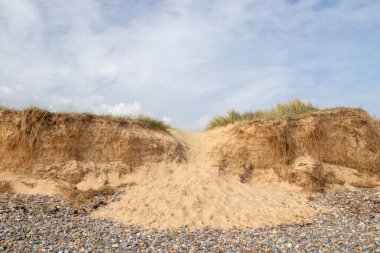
xmin=0 ymin=188 xmax=379 ymax=252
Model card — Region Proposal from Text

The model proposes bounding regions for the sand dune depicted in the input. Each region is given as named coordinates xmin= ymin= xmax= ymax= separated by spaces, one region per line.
xmin=0 ymin=107 xmax=379 ymax=229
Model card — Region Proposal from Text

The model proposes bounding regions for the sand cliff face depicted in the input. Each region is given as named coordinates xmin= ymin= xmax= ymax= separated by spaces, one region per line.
xmin=210 ymin=109 xmax=380 ymax=177
xmin=0 ymin=108 xmax=186 ymax=184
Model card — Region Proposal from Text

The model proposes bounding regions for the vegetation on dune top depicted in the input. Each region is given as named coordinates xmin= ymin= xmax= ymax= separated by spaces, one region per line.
xmin=375 ymin=118 xmax=380 ymax=132
xmin=206 ymin=99 xmax=319 ymax=130
xmin=107 ymin=114 xmax=169 ymax=131
xmin=0 ymin=106 xmax=170 ymax=131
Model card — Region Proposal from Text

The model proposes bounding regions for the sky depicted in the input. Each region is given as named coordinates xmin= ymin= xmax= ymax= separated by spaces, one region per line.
xmin=0 ymin=0 xmax=379 ymax=130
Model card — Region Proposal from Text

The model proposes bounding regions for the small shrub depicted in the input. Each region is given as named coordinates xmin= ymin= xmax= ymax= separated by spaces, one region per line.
xmin=206 ymin=99 xmax=318 ymax=129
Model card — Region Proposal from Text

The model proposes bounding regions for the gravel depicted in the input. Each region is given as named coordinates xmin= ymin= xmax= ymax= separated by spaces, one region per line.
xmin=1 ymin=189 xmax=379 ymax=252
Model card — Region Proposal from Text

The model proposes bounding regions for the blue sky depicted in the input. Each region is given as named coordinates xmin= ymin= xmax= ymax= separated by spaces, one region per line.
xmin=0 ymin=0 xmax=379 ymax=130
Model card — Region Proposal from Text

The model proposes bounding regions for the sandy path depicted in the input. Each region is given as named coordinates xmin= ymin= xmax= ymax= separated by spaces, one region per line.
xmin=92 ymin=130 xmax=320 ymax=229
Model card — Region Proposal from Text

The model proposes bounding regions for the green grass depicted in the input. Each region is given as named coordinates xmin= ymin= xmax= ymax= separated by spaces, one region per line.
xmin=206 ymin=99 xmax=319 ymax=130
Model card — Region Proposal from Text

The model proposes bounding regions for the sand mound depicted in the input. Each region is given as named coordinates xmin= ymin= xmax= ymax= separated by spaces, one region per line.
xmin=210 ymin=109 xmax=380 ymax=181
xmin=92 ymin=131 xmax=320 ymax=229
xmin=0 ymin=107 xmax=185 ymax=184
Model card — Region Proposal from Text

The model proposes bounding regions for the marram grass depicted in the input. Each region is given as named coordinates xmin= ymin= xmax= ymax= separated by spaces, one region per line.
xmin=206 ymin=99 xmax=318 ymax=130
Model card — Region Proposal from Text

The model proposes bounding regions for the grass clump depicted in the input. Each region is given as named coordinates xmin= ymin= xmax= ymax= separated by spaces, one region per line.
xmin=375 ymin=119 xmax=380 ymax=132
xmin=207 ymin=99 xmax=318 ymax=130
xmin=3 ymin=106 xmax=170 ymax=132
xmin=303 ymin=166 xmax=342 ymax=193
xmin=108 ymin=115 xmax=169 ymax=131
xmin=275 ymin=164 xmax=344 ymax=193
xmin=62 ymin=110 xmax=169 ymax=131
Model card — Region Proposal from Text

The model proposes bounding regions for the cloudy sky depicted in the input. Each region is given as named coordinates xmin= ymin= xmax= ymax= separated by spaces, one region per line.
xmin=0 ymin=0 xmax=379 ymax=130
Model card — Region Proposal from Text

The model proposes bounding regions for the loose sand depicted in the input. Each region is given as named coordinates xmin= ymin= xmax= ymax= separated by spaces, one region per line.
xmin=91 ymin=130 xmax=321 ymax=229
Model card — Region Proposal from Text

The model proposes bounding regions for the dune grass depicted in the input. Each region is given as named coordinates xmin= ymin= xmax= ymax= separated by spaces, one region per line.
xmin=107 ymin=115 xmax=169 ymax=131
xmin=63 ymin=111 xmax=169 ymax=131
xmin=206 ymin=99 xmax=319 ymax=130
xmin=375 ymin=119 xmax=380 ymax=132
xmin=0 ymin=106 xmax=169 ymax=131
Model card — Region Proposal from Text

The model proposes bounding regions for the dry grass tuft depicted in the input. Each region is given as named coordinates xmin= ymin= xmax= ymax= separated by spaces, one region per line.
xmin=1 ymin=106 xmax=170 ymax=131
xmin=17 ymin=107 xmax=51 ymax=161
xmin=302 ymin=165 xmax=340 ymax=192
xmin=375 ymin=119 xmax=380 ymax=132
xmin=58 ymin=185 xmax=117 ymax=209
xmin=106 ymin=115 xmax=169 ymax=131
xmin=0 ymin=181 xmax=14 ymax=194
xmin=275 ymin=164 xmax=344 ymax=193
xmin=207 ymin=99 xmax=318 ymax=129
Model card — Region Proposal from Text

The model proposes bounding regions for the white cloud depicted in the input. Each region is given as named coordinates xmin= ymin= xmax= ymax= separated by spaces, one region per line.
xmin=182 ymin=115 xmax=213 ymax=132
xmin=92 ymin=102 xmax=143 ymax=116
xmin=0 ymin=86 xmax=12 ymax=96
xmin=0 ymin=0 xmax=379 ymax=130
xmin=162 ymin=116 xmax=172 ymax=124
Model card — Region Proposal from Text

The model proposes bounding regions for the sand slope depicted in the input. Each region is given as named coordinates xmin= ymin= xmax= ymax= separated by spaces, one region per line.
xmin=92 ymin=130 xmax=320 ymax=229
